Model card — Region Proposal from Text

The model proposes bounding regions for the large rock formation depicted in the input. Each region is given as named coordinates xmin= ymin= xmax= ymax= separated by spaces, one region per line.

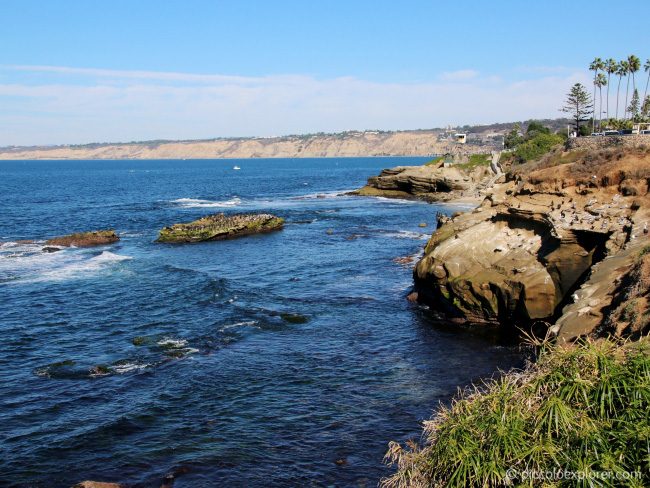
xmin=46 ymin=230 xmax=119 ymax=247
xmin=352 ymin=153 xmax=501 ymax=202
xmin=157 ymin=213 xmax=284 ymax=243
xmin=413 ymin=146 xmax=650 ymax=334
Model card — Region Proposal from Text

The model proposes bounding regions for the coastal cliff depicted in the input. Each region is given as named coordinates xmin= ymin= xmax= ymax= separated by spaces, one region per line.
xmin=0 ymin=130 xmax=494 ymax=160
xmin=412 ymin=145 xmax=650 ymax=339
xmin=352 ymin=152 xmax=503 ymax=202
xmin=382 ymin=143 xmax=650 ymax=488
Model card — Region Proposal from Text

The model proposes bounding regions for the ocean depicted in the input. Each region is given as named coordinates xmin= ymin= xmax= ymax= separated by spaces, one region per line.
xmin=0 ymin=158 xmax=522 ymax=487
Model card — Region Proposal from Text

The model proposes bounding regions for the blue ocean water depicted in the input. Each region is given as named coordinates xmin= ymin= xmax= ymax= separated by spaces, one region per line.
xmin=0 ymin=158 xmax=522 ymax=487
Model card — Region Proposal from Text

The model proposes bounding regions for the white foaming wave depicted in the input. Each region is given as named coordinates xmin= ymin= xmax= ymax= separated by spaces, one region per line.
xmin=291 ymin=189 xmax=354 ymax=200
xmin=372 ymin=196 xmax=418 ymax=204
xmin=382 ymin=230 xmax=429 ymax=240
xmin=157 ymin=338 xmax=188 ymax=348
xmin=172 ymin=197 xmax=241 ymax=208
xmin=219 ymin=320 xmax=259 ymax=331
xmin=111 ymin=362 xmax=151 ymax=374
xmin=1 ymin=249 xmax=132 ymax=284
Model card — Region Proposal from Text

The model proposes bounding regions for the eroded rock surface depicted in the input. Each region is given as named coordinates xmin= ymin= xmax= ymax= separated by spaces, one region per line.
xmin=46 ymin=230 xmax=119 ymax=247
xmin=157 ymin=213 xmax=284 ymax=243
xmin=352 ymin=162 xmax=493 ymax=202
xmin=413 ymin=147 xmax=650 ymax=332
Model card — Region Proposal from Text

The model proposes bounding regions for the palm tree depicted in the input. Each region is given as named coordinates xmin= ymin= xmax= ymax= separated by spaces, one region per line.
xmin=621 ymin=60 xmax=631 ymax=119
xmin=628 ymin=55 xmax=641 ymax=92
xmin=643 ymin=59 xmax=650 ymax=105
xmin=615 ymin=61 xmax=628 ymax=120
xmin=589 ymin=58 xmax=603 ymax=130
xmin=604 ymin=58 xmax=617 ymax=120
xmin=595 ymin=73 xmax=607 ymax=131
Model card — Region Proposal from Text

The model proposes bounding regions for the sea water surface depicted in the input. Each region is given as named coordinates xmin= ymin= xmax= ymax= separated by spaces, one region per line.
xmin=0 ymin=158 xmax=522 ymax=487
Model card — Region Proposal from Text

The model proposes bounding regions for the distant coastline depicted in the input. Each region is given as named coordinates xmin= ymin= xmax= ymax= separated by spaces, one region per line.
xmin=2 ymin=120 xmax=575 ymax=161
xmin=0 ymin=129 xmax=497 ymax=160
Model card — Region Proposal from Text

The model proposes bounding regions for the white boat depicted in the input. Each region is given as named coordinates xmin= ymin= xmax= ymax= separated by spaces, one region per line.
xmin=233 ymin=165 xmax=241 ymax=170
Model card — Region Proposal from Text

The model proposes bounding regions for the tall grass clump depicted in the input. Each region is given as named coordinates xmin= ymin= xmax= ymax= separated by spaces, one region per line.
xmin=382 ymin=337 xmax=650 ymax=487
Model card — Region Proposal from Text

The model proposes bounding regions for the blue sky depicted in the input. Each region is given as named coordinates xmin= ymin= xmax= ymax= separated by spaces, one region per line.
xmin=1 ymin=0 xmax=649 ymax=145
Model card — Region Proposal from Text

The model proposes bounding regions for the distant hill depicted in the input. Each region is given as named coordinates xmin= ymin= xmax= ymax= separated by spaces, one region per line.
xmin=0 ymin=119 xmax=571 ymax=160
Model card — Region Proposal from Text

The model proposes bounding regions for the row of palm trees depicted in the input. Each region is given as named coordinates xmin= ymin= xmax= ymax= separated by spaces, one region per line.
xmin=589 ymin=55 xmax=650 ymax=131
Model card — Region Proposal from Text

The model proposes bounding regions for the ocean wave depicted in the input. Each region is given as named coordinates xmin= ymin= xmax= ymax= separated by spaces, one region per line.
xmin=171 ymin=197 xmax=241 ymax=208
xmin=219 ymin=320 xmax=259 ymax=332
xmin=111 ymin=361 xmax=152 ymax=374
xmin=0 ymin=247 xmax=132 ymax=284
xmin=291 ymin=189 xmax=355 ymax=200
xmin=380 ymin=230 xmax=430 ymax=240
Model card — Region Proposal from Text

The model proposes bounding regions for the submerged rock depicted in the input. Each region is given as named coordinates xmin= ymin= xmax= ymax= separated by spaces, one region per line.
xmin=42 ymin=246 xmax=62 ymax=253
xmin=280 ymin=313 xmax=309 ymax=324
xmin=46 ymin=230 xmax=119 ymax=247
xmin=157 ymin=213 xmax=284 ymax=243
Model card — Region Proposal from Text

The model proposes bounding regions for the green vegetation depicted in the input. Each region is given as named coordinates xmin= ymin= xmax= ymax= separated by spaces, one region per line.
xmin=424 ymin=156 xmax=443 ymax=166
xmin=503 ymin=121 xmax=564 ymax=164
xmin=382 ymin=337 xmax=650 ymax=488
xmin=561 ymin=83 xmax=594 ymax=135
xmin=157 ymin=213 xmax=284 ymax=243
xmin=588 ymin=55 xmax=650 ymax=131
xmin=455 ymin=153 xmax=491 ymax=170
xmin=512 ymin=132 xmax=564 ymax=164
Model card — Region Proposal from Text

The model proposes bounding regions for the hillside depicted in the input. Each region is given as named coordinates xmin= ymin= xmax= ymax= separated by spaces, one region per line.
xmin=0 ymin=130 xmax=495 ymax=160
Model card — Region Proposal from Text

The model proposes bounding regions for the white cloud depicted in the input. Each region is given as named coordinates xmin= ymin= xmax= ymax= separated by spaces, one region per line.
xmin=0 ymin=65 xmax=590 ymax=146
xmin=439 ymin=69 xmax=479 ymax=81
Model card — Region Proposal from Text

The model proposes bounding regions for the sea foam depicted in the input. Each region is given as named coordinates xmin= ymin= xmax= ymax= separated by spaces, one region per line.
xmin=171 ymin=197 xmax=241 ymax=208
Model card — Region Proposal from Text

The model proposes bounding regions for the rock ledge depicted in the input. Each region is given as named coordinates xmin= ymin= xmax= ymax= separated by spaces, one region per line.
xmin=157 ymin=213 xmax=284 ymax=243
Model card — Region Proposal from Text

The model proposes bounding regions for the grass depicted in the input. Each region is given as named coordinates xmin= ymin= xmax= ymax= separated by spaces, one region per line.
xmin=455 ymin=153 xmax=491 ymax=170
xmin=382 ymin=336 xmax=650 ymax=488
xmin=424 ymin=156 xmax=443 ymax=166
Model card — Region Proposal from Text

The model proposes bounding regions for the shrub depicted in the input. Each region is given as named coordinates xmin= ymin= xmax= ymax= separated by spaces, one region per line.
xmin=382 ymin=337 xmax=650 ymax=488
xmin=513 ymin=133 xmax=564 ymax=163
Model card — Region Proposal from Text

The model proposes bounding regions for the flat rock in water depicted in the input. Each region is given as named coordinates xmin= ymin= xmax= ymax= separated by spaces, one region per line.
xmin=157 ymin=213 xmax=284 ymax=243
xmin=46 ymin=230 xmax=119 ymax=247
xmin=72 ymin=482 xmax=122 ymax=488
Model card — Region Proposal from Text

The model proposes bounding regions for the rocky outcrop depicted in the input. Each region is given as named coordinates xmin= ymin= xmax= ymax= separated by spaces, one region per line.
xmin=413 ymin=147 xmax=650 ymax=333
xmin=157 ymin=213 xmax=284 ymax=243
xmin=46 ymin=230 xmax=119 ymax=247
xmin=352 ymin=153 xmax=501 ymax=202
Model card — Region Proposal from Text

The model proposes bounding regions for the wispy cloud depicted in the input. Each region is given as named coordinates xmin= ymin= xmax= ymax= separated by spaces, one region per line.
xmin=0 ymin=65 xmax=589 ymax=146
xmin=439 ymin=69 xmax=479 ymax=81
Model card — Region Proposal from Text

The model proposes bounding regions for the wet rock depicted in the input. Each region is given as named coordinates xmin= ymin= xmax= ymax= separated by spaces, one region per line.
xmin=89 ymin=365 xmax=111 ymax=377
xmin=42 ymin=246 xmax=62 ymax=253
xmin=406 ymin=291 xmax=419 ymax=302
xmin=394 ymin=256 xmax=414 ymax=265
xmin=46 ymin=230 xmax=119 ymax=247
xmin=72 ymin=482 xmax=122 ymax=488
xmin=157 ymin=213 xmax=284 ymax=243
xmin=280 ymin=313 xmax=309 ymax=324
xmin=160 ymin=466 xmax=191 ymax=488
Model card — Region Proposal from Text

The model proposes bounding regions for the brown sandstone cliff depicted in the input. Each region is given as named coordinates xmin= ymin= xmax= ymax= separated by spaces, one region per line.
xmin=0 ymin=131 xmax=493 ymax=160
xmin=412 ymin=145 xmax=650 ymax=339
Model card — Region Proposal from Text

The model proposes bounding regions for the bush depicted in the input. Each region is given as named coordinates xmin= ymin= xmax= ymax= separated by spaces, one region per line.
xmin=513 ymin=133 xmax=564 ymax=163
xmin=382 ymin=337 xmax=650 ymax=488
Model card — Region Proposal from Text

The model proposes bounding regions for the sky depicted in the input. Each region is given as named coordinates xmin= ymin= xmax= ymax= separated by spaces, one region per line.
xmin=1 ymin=0 xmax=649 ymax=146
